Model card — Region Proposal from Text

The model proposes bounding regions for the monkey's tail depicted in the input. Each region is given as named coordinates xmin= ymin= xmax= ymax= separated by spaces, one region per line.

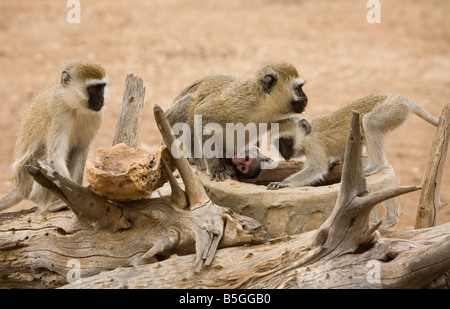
xmin=402 ymin=97 xmax=439 ymax=126
xmin=0 ymin=187 xmax=23 ymax=212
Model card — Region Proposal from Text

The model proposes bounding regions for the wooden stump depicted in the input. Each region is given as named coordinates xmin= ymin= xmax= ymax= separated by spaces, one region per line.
xmin=200 ymin=159 xmax=402 ymax=238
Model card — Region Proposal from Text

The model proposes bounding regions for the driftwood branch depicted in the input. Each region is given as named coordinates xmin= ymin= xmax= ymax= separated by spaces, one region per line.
xmin=63 ymin=112 xmax=450 ymax=289
xmin=154 ymin=105 xmax=210 ymax=209
xmin=112 ymin=73 xmax=146 ymax=149
xmin=415 ymin=103 xmax=450 ymax=229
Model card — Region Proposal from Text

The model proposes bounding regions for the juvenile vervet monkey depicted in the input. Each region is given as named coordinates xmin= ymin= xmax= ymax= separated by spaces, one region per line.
xmin=0 ymin=59 xmax=108 ymax=211
xmin=268 ymin=94 xmax=438 ymax=189
xmin=232 ymin=146 xmax=274 ymax=179
xmin=165 ymin=63 xmax=308 ymax=181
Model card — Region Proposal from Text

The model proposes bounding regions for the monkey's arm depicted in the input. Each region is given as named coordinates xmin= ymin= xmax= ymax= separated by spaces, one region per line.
xmin=267 ymin=145 xmax=329 ymax=190
xmin=68 ymin=147 xmax=90 ymax=185
xmin=46 ymin=125 xmax=71 ymax=179
xmin=205 ymin=157 xmax=235 ymax=181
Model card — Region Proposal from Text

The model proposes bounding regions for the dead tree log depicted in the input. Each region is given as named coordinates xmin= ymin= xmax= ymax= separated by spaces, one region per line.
xmin=415 ymin=103 xmax=450 ymax=229
xmin=112 ymin=73 xmax=146 ymax=149
xmin=63 ymin=111 xmax=450 ymax=289
xmin=0 ymin=76 xmax=265 ymax=289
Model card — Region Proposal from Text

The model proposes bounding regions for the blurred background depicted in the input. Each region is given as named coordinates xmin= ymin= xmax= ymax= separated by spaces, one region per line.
xmin=0 ymin=0 xmax=448 ymax=229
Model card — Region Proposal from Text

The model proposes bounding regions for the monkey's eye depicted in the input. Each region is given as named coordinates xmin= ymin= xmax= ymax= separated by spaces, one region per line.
xmin=245 ymin=156 xmax=249 ymax=161
xmin=240 ymin=165 xmax=248 ymax=173
xmin=88 ymin=84 xmax=105 ymax=95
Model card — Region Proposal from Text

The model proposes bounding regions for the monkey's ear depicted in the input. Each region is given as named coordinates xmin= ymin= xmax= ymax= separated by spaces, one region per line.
xmin=261 ymin=73 xmax=277 ymax=94
xmin=61 ymin=70 xmax=71 ymax=87
xmin=299 ymin=119 xmax=311 ymax=135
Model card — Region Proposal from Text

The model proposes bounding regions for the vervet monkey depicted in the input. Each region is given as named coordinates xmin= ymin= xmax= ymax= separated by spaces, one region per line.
xmin=165 ymin=63 xmax=308 ymax=181
xmin=0 ymin=59 xmax=108 ymax=211
xmin=268 ymin=94 xmax=438 ymax=189
xmin=232 ymin=146 xmax=273 ymax=180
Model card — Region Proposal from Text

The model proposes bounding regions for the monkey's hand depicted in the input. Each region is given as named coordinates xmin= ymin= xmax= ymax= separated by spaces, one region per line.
xmin=267 ymin=181 xmax=289 ymax=190
xmin=207 ymin=158 xmax=230 ymax=182
xmin=209 ymin=169 xmax=228 ymax=182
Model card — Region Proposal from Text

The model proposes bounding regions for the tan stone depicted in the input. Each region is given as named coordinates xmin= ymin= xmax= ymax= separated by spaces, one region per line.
xmin=199 ymin=159 xmax=402 ymax=238
xmin=86 ymin=143 xmax=174 ymax=201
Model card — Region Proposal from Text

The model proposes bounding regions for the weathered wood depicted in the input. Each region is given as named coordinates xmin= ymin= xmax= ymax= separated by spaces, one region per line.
xmin=0 ymin=162 xmax=265 ymax=288
xmin=61 ymin=222 xmax=450 ymax=289
xmin=0 ymin=74 xmax=266 ymax=288
xmin=62 ymin=112 xmax=450 ymax=289
xmin=26 ymin=161 xmax=131 ymax=232
xmin=200 ymin=148 xmax=403 ymax=239
xmin=415 ymin=103 xmax=450 ymax=229
xmin=112 ymin=73 xmax=146 ymax=149
xmin=154 ymin=105 xmax=210 ymax=209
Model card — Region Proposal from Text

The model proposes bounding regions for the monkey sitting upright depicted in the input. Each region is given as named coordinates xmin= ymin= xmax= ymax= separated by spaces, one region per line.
xmin=165 ymin=63 xmax=308 ymax=181
xmin=0 ymin=59 xmax=108 ymax=212
xmin=267 ymin=94 xmax=439 ymax=189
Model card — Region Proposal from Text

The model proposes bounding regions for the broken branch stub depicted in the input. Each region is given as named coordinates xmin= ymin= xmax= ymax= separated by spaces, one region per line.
xmin=153 ymin=104 xmax=210 ymax=209
xmin=415 ymin=103 xmax=450 ymax=229
xmin=113 ymin=73 xmax=146 ymax=149
xmin=26 ymin=161 xmax=132 ymax=232
xmin=311 ymin=111 xmax=421 ymax=259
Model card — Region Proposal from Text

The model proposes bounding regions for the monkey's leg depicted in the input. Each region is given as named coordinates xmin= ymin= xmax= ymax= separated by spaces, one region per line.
xmin=362 ymin=100 xmax=409 ymax=175
xmin=68 ymin=147 xmax=89 ymax=185
xmin=43 ymin=147 xmax=73 ymax=211
xmin=0 ymin=187 xmax=23 ymax=211
xmin=27 ymin=181 xmax=63 ymax=212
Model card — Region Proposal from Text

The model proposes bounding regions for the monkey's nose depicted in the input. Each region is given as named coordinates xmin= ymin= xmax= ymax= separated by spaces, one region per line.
xmin=292 ymin=96 xmax=308 ymax=113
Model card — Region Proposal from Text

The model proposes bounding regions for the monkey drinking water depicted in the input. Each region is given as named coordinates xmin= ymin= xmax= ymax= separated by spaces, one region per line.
xmin=232 ymin=146 xmax=274 ymax=180
xmin=268 ymin=94 xmax=438 ymax=189
xmin=165 ymin=63 xmax=308 ymax=181
xmin=0 ymin=59 xmax=108 ymax=211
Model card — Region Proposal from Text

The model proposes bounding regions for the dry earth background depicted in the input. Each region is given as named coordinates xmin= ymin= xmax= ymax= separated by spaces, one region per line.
xmin=0 ymin=0 xmax=449 ymax=229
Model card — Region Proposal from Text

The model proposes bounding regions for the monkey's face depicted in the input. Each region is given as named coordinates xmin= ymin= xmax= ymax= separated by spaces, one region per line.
xmin=60 ymin=60 xmax=108 ymax=113
xmin=87 ymin=83 xmax=106 ymax=111
xmin=232 ymin=147 xmax=273 ymax=179
xmin=291 ymin=82 xmax=308 ymax=113
xmin=276 ymin=136 xmax=295 ymax=161
xmin=257 ymin=64 xmax=308 ymax=117
xmin=274 ymin=118 xmax=311 ymax=161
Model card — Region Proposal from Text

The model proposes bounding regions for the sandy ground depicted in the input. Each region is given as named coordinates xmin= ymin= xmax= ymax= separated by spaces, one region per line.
xmin=0 ymin=0 xmax=448 ymax=230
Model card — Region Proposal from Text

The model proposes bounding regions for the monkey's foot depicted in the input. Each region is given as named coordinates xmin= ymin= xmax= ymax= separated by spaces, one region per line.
xmin=267 ymin=182 xmax=288 ymax=190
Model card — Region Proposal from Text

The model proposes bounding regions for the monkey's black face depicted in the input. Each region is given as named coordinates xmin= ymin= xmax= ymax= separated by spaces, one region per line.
xmin=276 ymin=136 xmax=295 ymax=161
xmin=87 ymin=83 xmax=106 ymax=111
xmin=292 ymin=84 xmax=308 ymax=113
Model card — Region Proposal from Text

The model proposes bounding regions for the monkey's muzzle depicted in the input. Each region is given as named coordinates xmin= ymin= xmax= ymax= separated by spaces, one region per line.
xmin=292 ymin=96 xmax=308 ymax=113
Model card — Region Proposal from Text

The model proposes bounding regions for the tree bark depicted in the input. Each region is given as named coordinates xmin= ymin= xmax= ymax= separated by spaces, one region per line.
xmin=112 ymin=73 xmax=146 ymax=149
xmin=415 ymin=103 xmax=450 ymax=229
